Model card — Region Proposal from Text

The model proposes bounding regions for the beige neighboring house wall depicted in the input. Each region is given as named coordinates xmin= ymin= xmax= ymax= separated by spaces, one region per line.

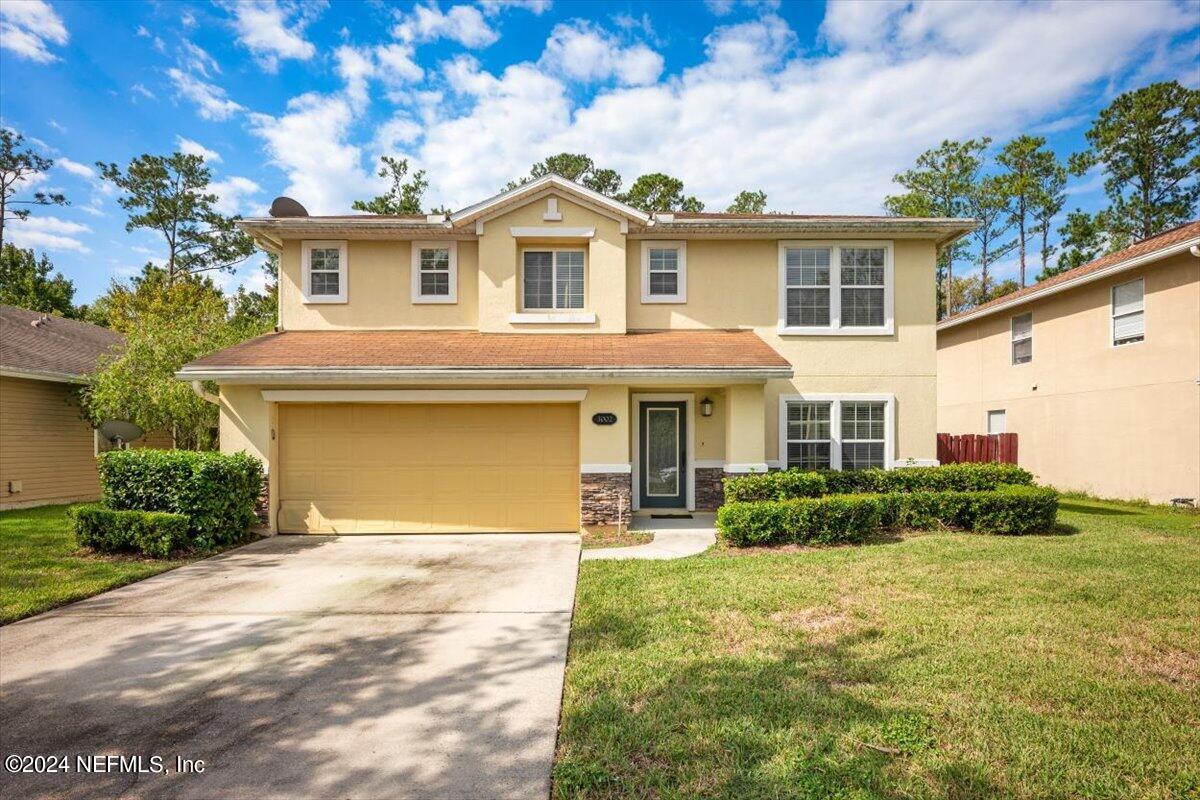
xmin=937 ymin=229 xmax=1200 ymax=504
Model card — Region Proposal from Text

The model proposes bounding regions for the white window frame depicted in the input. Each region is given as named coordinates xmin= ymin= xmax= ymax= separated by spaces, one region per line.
xmin=520 ymin=248 xmax=586 ymax=312
xmin=1111 ymin=277 xmax=1145 ymax=347
xmin=640 ymin=240 xmax=687 ymax=303
xmin=986 ymin=409 xmax=1006 ymax=434
xmin=1011 ymin=312 xmax=1033 ymax=365
xmin=778 ymin=241 xmax=894 ymax=336
xmin=301 ymin=240 xmax=348 ymax=304
xmin=410 ymin=240 xmax=458 ymax=304
xmin=778 ymin=393 xmax=895 ymax=470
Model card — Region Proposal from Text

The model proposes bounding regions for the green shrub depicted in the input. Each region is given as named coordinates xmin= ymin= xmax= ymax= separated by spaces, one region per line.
xmin=717 ymin=485 xmax=1059 ymax=546
xmin=717 ymin=496 xmax=880 ymax=547
xmin=98 ymin=449 xmax=263 ymax=549
xmin=723 ymin=470 xmax=826 ymax=502
xmin=70 ymin=504 xmax=190 ymax=558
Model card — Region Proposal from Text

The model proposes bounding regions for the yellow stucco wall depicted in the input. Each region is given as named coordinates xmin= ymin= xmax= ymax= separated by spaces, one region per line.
xmin=937 ymin=252 xmax=1200 ymax=503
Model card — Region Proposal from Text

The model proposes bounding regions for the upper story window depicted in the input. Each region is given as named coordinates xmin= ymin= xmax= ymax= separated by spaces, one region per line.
xmin=523 ymin=249 xmax=584 ymax=310
xmin=1112 ymin=278 xmax=1144 ymax=346
xmin=1011 ymin=312 xmax=1032 ymax=364
xmin=640 ymin=241 xmax=686 ymax=303
xmin=781 ymin=394 xmax=893 ymax=471
xmin=779 ymin=242 xmax=893 ymax=335
xmin=302 ymin=240 xmax=347 ymax=303
xmin=411 ymin=241 xmax=458 ymax=304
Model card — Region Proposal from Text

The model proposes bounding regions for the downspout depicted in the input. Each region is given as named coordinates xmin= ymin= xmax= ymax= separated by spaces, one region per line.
xmin=191 ymin=380 xmax=220 ymax=405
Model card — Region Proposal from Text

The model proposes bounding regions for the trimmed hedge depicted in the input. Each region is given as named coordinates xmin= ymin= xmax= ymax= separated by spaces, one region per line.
xmin=717 ymin=484 xmax=1058 ymax=546
xmin=98 ymin=449 xmax=263 ymax=550
xmin=70 ymin=504 xmax=191 ymax=558
xmin=724 ymin=463 xmax=1034 ymax=502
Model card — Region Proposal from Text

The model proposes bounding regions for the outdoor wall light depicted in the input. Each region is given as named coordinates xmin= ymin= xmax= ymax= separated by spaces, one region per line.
xmin=700 ymin=397 xmax=714 ymax=417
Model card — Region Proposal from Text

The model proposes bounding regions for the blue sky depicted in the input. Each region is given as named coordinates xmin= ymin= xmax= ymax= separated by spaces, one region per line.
xmin=1 ymin=0 xmax=1197 ymax=304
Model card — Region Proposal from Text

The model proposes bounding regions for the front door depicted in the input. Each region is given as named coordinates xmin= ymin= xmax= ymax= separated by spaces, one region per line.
xmin=639 ymin=401 xmax=687 ymax=508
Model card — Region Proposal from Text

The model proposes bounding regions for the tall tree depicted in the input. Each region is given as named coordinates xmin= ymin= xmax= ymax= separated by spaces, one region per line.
xmin=966 ymin=174 xmax=1017 ymax=299
xmin=619 ymin=173 xmax=704 ymax=213
xmin=507 ymin=153 xmax=622 ymax=196
xmin=1030 ymin=161 xmax=1068 ymax=278
xmin=726 ymin=190 xmax=767 ymax=213
xmin=0 ymin=244 xmax=76 ymax=316
xmin=997 ymin=135 xmax=1061 ymax=285
xmin=353 ymin=156 xmax=429 ymax=214
xmin=1050 ymin=209 xmax=1108 ymax=276
xmin=229 ymin=253 xmax=279 ymax=336
xmin=97 ymin=152 xmax=254 ymax=282
xmin=1070 ymin=80 xmax=1200 ymax=242
xmin=885 ymin=139 xmax=988 ymax=317
xmin=0 ymin=129 xmax=69 ymax=249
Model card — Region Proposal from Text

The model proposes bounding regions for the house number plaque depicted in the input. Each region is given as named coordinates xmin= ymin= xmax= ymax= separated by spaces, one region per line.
xmin=591 ymin=413 xmax=618 ymax=426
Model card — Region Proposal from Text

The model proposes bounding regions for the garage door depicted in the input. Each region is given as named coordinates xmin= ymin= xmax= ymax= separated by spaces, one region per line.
xmin=278 ymin=403 xmax=579 ymax=533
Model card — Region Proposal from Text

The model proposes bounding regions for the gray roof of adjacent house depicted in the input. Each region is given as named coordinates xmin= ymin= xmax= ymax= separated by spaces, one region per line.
xmin=0 ymin=305 xmax=123 ymax=383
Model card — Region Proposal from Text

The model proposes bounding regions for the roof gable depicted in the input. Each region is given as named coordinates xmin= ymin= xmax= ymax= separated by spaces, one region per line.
xmin=449 ymin=174 xmax=650 ymax=228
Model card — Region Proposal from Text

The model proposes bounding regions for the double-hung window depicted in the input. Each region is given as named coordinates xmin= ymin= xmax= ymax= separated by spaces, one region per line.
xmin=302 ymin=240 xmax=347 ymax=303
xmin=523 ymin=250 xmax=584 ymax=310
xmin=640 ymin=241 xmax=686 ymax=302
xmin=1111 ymin=278 xmax=1144 ymax=346
xmin=780 ymin=242 xmax=892 ymax=334
xmin=781 ymin=395 xmax=893 ymax=471
xmin=1011 ymin=312 xmax=1033 ymax=364
xmin=411 ymin=241 xmax=457 ymax=303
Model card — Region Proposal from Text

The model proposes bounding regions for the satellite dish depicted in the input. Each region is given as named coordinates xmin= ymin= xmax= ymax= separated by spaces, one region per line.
xmin=99 ymin=420 xmax=144 ymax=446
xmin=270 ymin=196 xmax=308 ymax=218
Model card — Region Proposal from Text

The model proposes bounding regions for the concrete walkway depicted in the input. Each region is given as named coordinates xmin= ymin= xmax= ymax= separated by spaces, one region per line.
xmin=1 ymin=533 xmax=580 ymax=800
xmin=582 ymin=513 xmax=717 ymax=561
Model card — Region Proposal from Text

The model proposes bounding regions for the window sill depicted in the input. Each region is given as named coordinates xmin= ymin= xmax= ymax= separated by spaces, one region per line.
xmin=777 ymin=324 xmax=893 ymax=336
xmin=302 ymin=296 xmax=348 ymax=304
xmin=412 ymin=296 xmax=457 ymax=305
xmin=509 ymin=312 xmax=597 ymax=324
xmin=641 ymin=295 xmax=686 ymax=304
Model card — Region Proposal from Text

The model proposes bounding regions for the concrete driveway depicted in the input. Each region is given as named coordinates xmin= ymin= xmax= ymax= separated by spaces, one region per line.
xmin=0 ymin=533 xmax=580 ymax=800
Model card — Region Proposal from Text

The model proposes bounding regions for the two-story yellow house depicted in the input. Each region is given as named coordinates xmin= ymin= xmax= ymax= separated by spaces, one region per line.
xmin=179 ymin=176 xmax=972 ymax=534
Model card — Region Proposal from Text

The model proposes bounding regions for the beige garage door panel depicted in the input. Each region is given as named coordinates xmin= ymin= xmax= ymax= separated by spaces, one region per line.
xmin=278 ymin=403 xmax=579 ymax=533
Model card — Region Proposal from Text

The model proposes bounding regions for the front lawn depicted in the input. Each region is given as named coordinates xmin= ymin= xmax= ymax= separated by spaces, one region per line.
xmin=2 ymin=504 xmax=204 ymax=623
xmin=555 ymin=498 xmax=1199 ymax=799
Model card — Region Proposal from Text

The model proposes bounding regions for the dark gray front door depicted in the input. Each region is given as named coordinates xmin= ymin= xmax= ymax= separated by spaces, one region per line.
xmin=639 ymin=401 xmax=686 ymax=508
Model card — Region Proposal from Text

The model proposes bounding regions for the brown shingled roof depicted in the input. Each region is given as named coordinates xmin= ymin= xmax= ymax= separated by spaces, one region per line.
xmin=183 ymin=329 xmax=790 ymax=371
xmin=940 ymin=220 xmax=1200 ymax=327
xmin=0 ymin=305 xmax=124 ymax=380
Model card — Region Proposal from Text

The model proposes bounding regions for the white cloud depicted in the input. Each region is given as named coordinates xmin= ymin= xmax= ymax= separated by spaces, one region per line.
xmin=56 ymin=157 xmax=95 ymax=179
xmin=405 ymin=0 xmax=1195 ymax=215
xmin=375 ymin=43 xmax=424 ymax=85
xmin=335 ymin=44 xmax=375 ymax=108
xmin=223 ymin=0 xmax=327 ymax=72
xmin=167 ymin=68 xmax=244 ymax=121
xmin=0 ymin=0 xmax=68 ymax=63
xmin=209 ymin=176 xmax=263 ymax=216
xmin=705 ymin=0 xmax=780 ymax=17
xmin=393 ymin=2 xmax=498 ymax=48
xmin=48 ymin=119 xmax=66 ymax=133
xmin=8 ymin=215 xmax=91 ymax=252
xmin=131 ymin=83 xmax=156 ymax=101
xmin=176 ymin=136 xmax=222 ymax=163
xmin=478 ymin=0 xmax=552 ymax=15
xmin=180 ymin=40 xmax=220 ymax=77
xmin=539 ymin=21 xmax=663 ymax=86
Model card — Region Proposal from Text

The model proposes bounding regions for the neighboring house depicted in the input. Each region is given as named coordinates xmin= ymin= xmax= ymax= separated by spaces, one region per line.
xmin=179 ymin=175 xmax=973 ymax=534
xmin=937 ymin=221 xmax=1200 ymax=504
xmin=0 ymin=305 xmax=173 ymax=510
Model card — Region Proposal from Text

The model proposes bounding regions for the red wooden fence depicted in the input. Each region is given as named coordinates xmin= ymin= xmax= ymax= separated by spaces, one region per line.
xmin=937 ymin=433 xmax=1018 ymax=465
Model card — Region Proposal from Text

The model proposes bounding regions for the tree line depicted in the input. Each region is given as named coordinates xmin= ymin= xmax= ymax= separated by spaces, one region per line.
xmin=885 ymin=81 xmax=1198 ymax=318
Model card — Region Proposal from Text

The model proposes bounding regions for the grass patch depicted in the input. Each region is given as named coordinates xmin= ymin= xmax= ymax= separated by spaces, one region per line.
xmin=0 ymin=504 xmax=241 ymax=624
xmin=556 ymin=497 xmax=1200 ymax=799
xmin=581 ymin=525 xmax=654 ymax=550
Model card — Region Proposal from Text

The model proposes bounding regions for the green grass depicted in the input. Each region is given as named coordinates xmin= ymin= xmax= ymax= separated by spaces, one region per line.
xmin=2 ymin=504 xmax=201 ymax=624
xmin=555 ymin=498 xmax=1200 ymax=799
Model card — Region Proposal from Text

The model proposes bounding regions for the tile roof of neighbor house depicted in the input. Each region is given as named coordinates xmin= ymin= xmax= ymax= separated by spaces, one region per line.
xmin=0 ymin=305 xmax=124 ymax=381
xmin=182 ymin=329 xmax=791 ymax=372
xmin=939 ymin=219 xmax=1200 ymax=329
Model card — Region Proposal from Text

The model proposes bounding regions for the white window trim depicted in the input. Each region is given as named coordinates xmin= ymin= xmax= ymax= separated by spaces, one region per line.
xmin=777 ymin=241 xmax=894 ymax=336
xmin=410 ymin=240 xmax=458 ymax=304
xmin=640 ymin=240 xmax=687 ymax=303
xmin=986 ymin=409 xmax=1006 ymax=435
xmin=1011 ymin=312 xmax=1033 ymax=365
xmin=520 ymin=247 xmax=587 ymax=312
xmin=778 ymin=393 xmax=895 ymax=470
xmin=1111 ymin=277 xmax=1145 ymax=347
xmin=301 ymin=240 xmax=348 ymax=304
